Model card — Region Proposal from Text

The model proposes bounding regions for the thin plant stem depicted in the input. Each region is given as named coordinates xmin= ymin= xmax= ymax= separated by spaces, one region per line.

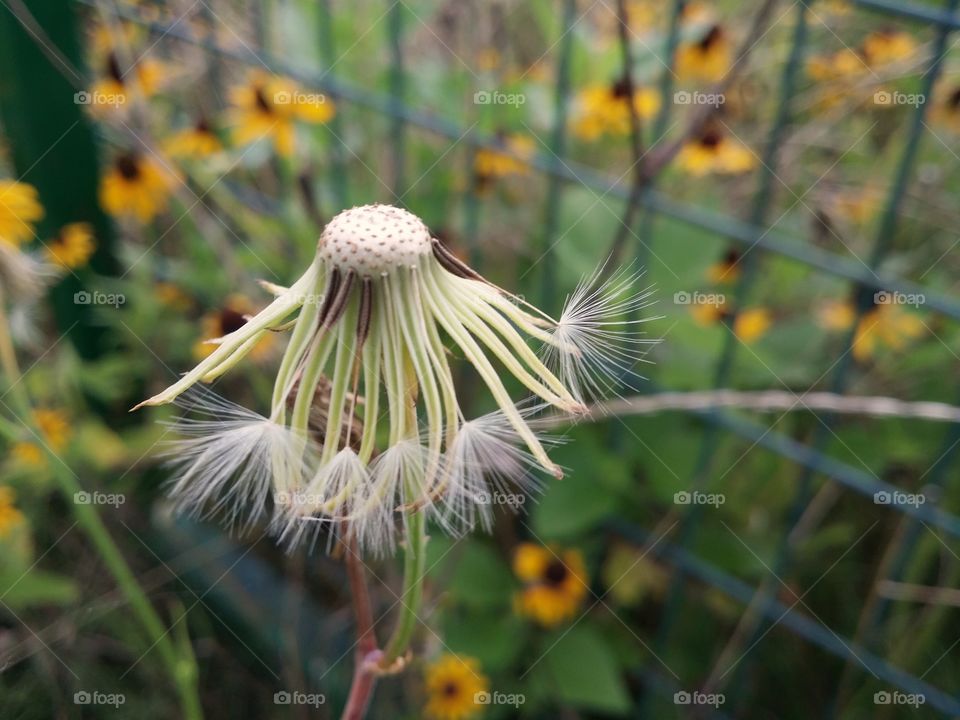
xmin=0 ymin=289 xmax=203 ymax=720
xmin=381 ymin=505 xmax=427 ymax=666
xmin=341 ymin=534 xmax=378 ymax=720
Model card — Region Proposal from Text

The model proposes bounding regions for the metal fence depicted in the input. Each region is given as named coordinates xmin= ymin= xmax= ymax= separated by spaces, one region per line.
xmin=81 ymin=0 xmax=960 ymax=715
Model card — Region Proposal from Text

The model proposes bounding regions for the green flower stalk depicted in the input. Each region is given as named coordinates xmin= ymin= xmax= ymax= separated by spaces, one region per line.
xmin=136 ymin=204 xmax=653 ymax=555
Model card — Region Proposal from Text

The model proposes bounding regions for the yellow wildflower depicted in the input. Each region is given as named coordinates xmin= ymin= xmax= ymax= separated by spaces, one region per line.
xmin=99 ymin=151 xmax=177 ymax=223
xmin=46 ymin=223 xmax=96 ymax=269
xmin=0 ymin=181 xmax=44 ymax=247
xmin=227 ymin=70 xmax=335 ymax=157
xmin=572 ymin=80 xmax=661 ymax=141
xmin=0 ymin=487 xmax=25 ymax=538
xmin=677 ymin=128 xmax=756 ymax=176
xmin=424 ymin=655 xmax=489 ymax=720
xmin=513 ymin=543 xmax=589 ymax=627
xmin=676 ymin=25 xmax=732 ymax=83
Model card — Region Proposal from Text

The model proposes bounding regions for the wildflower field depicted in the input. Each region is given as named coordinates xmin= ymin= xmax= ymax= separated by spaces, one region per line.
xmin=1 ymin=0 xmax=960 ymax=718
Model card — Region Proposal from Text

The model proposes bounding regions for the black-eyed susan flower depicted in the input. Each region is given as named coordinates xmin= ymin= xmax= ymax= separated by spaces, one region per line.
xmin=87 ymin=51 xmax=164 ymax=113
xmin=862 ymin=29 xmax=917 ymax=66
xmin=99 ymin=151 xmax=177 ymax=223
xmin=677 ymin=127 xmax=755 ymax=176
xmin=513 ymin=542 xmax=589 ymax=626
xmin=473 ymin=133 xmax=535 ymax=190
xmin=706 ymin=248 xmax=742 ymax=284
xmin=0 ymin=487 xmax=25 ymax=538
xmin=424 ymin=654 xmax=488 ymax=720
xmin=807 ymin=48 xmax=868 ymax=83
xmin=46 ymin=223 xmax=96 ymax=269
xmin=227 ymin=70 xmax=335 ymax=158
xmin=193 ymin=295 xmax=275 ymax=362
xmin=164 ymin=117 xmax=223 ymax=158
xmin=0 ymin=181 xmax=43 ymax=247
xmin=572 ymin=78 xmax=661 ymax=141
xmin=676 ymin=24 xmax=732 ymax=83
xmin=136 ymin=204 xmax=653 ymax=554
xmin=11 ymin=408 xmax=70 ymax=467
xmin=817 ymin=298 xmax=857 ymax=331
xmin=155 ymin=281 xmax=192 ymax=311
xmin=860 ymin=301 xmax=922 ymax=361
xmin=733 ymin=307 xmax=772 ymax=343
xmin=930 ymin=84 xmax=960 ymax=133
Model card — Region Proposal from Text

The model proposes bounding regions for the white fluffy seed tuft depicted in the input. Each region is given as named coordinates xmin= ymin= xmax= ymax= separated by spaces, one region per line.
xmin=317 ymin=204 xmax=432 ymax=276
xmin=544 ymin=263 xmax=658 ymax=404
xmin=161 ymin=389 xmax=309 ymax=532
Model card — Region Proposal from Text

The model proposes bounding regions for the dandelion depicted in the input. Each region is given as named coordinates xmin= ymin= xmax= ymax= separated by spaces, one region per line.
xmin=0 ymin=181 xmax=44 ymax=247
xmin=513 ymin=542 xmax=588 ymax=626
xmin=572 ymin=79 xmax=661 ymax=141
xmin=99 ymin=151 xmax=177 ymax=223
xmin=0 ymin=487 xmax=25 ymax=538
xmin=676 ymin=24 xmax=732 ymax=82
xmin=46 ymin=223 xmax=96 ymax=269
xmin=136 ymin=204 xmax=653 ymax=554
xmin=677 ymin=126 xmax=756 ymax=176
xmin=227 ymin=70 xmax=335 ymax=158
xmin=164 ymin=117 xmax=223 ymax=158
xmin=424 ymin=654 xmax=488 ymax=720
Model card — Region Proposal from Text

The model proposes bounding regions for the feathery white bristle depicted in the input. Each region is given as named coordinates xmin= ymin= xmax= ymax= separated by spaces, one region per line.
xmin=544 ymin=263 xmax=657 ymax=404
xmin=360 ymin=440 xmax=429 ymax=556
xmin=162 ymin=389 xmax=309 ymax=532
xmin=433 ymin=409 xmax=550 ymax=536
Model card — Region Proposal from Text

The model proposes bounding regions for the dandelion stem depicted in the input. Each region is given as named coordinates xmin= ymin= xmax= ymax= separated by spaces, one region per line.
xmin=381 ymin=505 xmax=427 ymax=666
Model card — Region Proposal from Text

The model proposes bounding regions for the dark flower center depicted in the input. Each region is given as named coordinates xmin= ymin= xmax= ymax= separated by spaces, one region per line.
xmin=442 ymin=681 xmax=460 ymax=698
xmin=699 ymin=130 xmax=722 ymax=149
xmin=116 ymin=153 xmax=141 ymax=180
xmin=544 ymin=559 xmax=569 ymax=586
xmin=254 ymin=86 xmax=273 ymax=114
xmin=698 ymin=25 xmax=723 ymax=52
xmin=106 ymin=52 xmax=125 ymax=83
xmin=948 ymin=87 xmax=960 ymax=110
xmin=219 ymin=308 xmax=248 ymax=335
xmin=610 ymin=75 xmax=634 ymax=101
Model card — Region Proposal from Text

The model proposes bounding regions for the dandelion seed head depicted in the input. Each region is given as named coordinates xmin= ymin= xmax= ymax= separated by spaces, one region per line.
xmin=318 ymin=204 xmax=432 ymax=275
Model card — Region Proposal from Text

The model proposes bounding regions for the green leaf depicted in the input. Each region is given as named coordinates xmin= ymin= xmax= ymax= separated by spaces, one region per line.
xmin=532 ymin=623 xmax=631 ymax=715
xmin=0 ymin=569 xmax=78 ymax=609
